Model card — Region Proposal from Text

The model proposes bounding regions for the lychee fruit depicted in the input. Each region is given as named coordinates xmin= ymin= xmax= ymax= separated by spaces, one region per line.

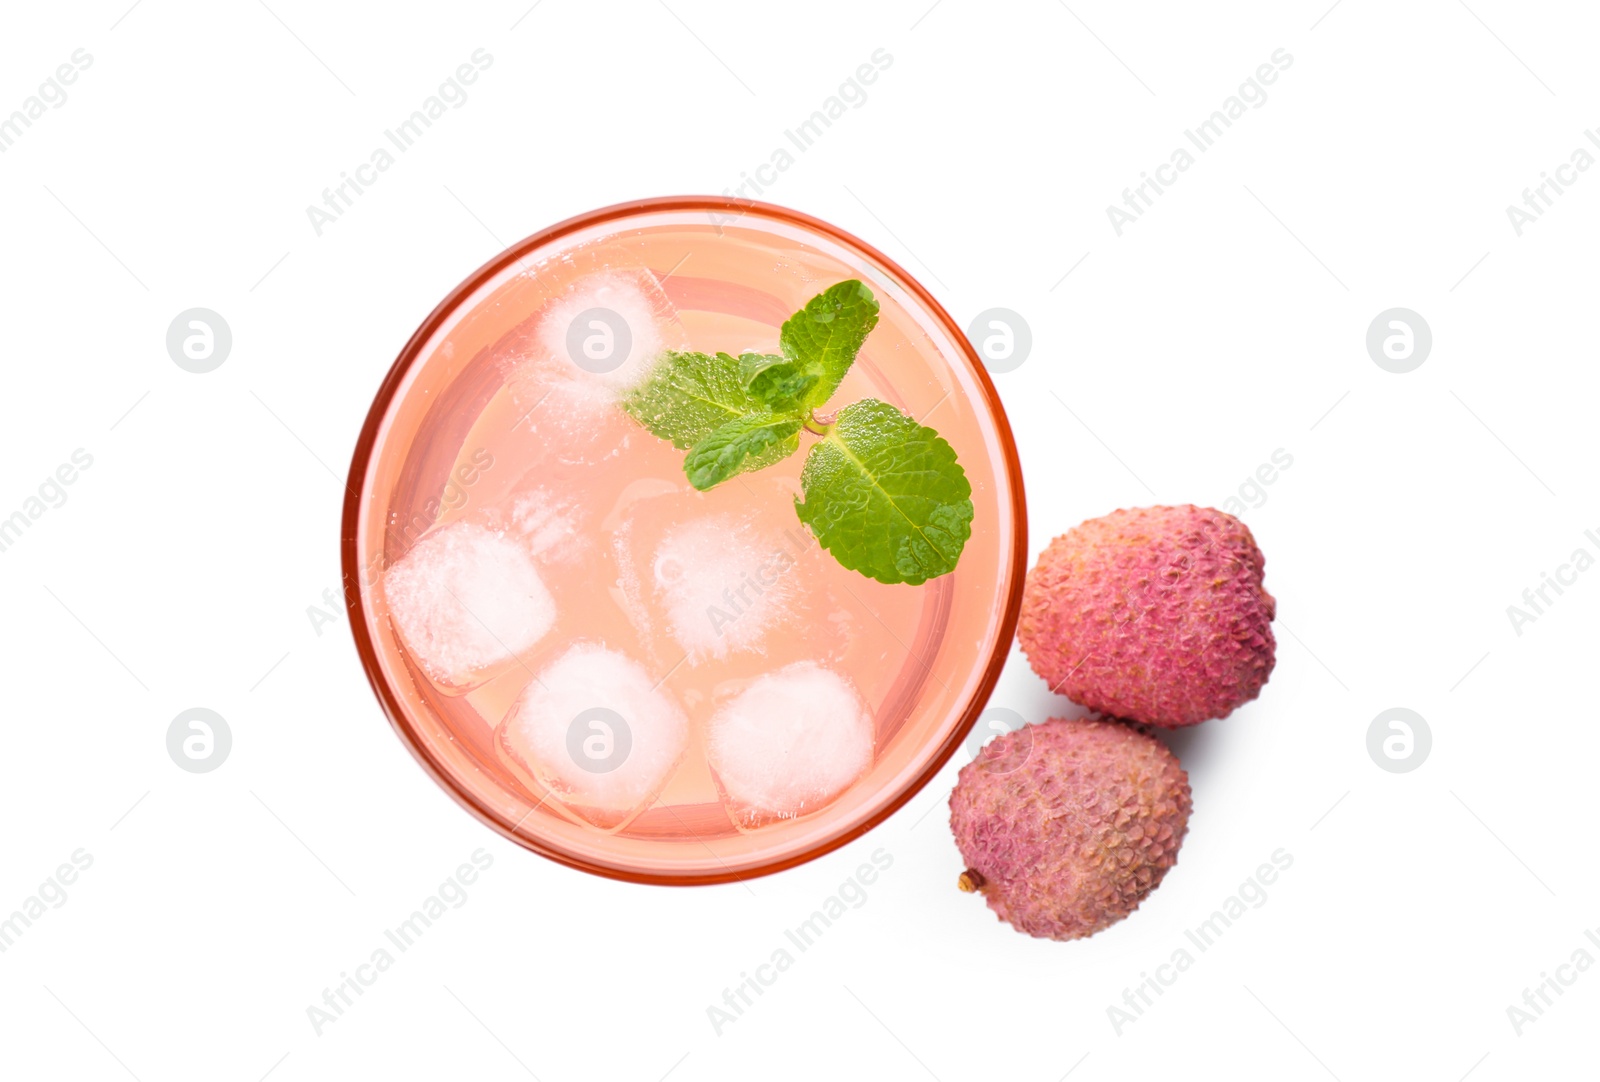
xmin=949 ymin=717 xmax=1191 ymax=941
xmin=1018 ymin=505 xmax=1276 ymax=727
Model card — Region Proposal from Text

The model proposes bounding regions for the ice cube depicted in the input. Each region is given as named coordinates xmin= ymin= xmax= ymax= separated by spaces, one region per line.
xmin=500 ymin=269 xmax=685 ymax=470
xmin=500 ymin=643 xmax=689 ymax=829
xmin=536 ymin=270 xmax=675 ymax=396
xmin=383 ymin=522 xmax=556 ymax=691
xmin=706 ymin=661 xmax=874 ymax=824
xmin=652 ymin=513 xmax=805 ymax=662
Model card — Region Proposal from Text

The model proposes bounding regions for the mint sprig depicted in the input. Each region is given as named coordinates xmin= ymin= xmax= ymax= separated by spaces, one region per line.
xmin=621 ymin=280 xmax=974 ymax=585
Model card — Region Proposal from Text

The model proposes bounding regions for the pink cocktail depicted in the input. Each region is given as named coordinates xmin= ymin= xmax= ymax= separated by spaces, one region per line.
xmin=344 ymin=198 xmax=1026 ymax=883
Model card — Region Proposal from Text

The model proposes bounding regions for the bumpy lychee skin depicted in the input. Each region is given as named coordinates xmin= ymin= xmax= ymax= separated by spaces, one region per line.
xmin=1018 ymin=505 xmax=1276 ymax=727
xmin=949 ymin=717 xmax=1191 ymax=941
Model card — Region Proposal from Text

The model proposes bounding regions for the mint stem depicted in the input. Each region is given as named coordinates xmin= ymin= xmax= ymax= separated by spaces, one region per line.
xmin=804 ymin=408 xmax=836 ymax=436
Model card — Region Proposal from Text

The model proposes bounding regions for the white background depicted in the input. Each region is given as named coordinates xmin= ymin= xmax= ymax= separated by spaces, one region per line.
xmin=1 ymin=1 xmax=1595 ymax=1078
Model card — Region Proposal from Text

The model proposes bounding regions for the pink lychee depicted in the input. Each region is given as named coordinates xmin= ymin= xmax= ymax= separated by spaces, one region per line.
xmin=1018 ymin=505 xmax=1276 ymax=728
xmin=949 ymin=717 xmax=1191 ymax=941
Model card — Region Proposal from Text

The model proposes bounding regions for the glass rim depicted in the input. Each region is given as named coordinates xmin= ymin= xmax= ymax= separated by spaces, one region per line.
xmin=341 ymin=195 xmax=1029 ymax=885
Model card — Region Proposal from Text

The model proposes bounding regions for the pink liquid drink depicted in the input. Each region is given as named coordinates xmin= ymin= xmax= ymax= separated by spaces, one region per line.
xmin=346 ymin=200 xmax=1025 ymax=882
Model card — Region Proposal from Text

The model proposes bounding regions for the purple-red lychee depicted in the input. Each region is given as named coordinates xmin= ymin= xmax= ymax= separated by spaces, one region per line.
xmin=949 ymin=717 xmax=1191 ymax=941
xmin=1018 ymin=505 xmax=1276 ymax=728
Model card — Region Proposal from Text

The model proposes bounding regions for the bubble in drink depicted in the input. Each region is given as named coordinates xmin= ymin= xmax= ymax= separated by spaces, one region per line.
xmin=382 ymin=522 xmax=556 ymax=691
xmin=500 ymin=643 xmax=689 ymax=829
xmin=707 ymin=661 xmax=874 ymax=824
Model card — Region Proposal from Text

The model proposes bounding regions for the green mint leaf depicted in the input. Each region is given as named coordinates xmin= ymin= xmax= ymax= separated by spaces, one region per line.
xmin=779 ymin=280 xmax=879 ymax=409
xmin=683 ymin=412 xmax=802 ymax=491
xmin=739 ymin=352 xmax=821 ymax=412
xmin=620 ymin=350 xmax=762 ymax=449
xmin=794 ymin=399 xmax=973 ymax=585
